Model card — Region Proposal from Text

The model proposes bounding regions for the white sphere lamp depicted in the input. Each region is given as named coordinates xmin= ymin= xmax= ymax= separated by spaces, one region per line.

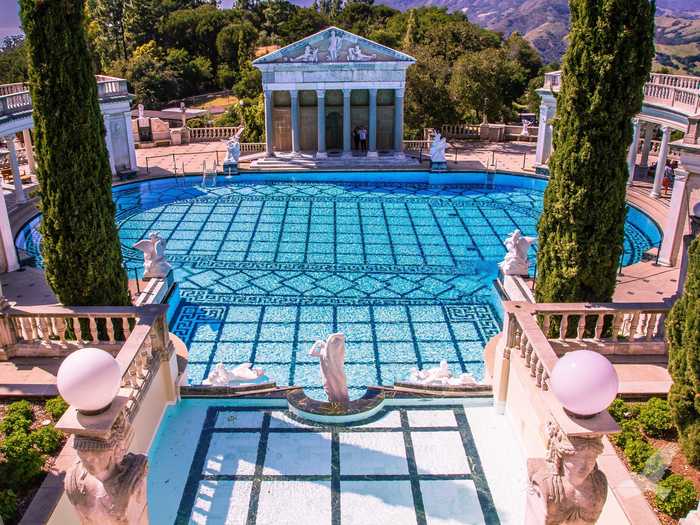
xmin=57 ymin=348 xmax=122 ymax=415
xmin=550 ymin=350 xmax=619 ymax=418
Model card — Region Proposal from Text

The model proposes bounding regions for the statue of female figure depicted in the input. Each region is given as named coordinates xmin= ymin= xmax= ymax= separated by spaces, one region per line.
xmin=309 ymin=333 xmax=349 ymax=404
xmin=527 ymin=422 xmax=608 ymax=525
xmin=429 ymin=131 xmax=447 ymax=163
xmin=65 ymin=434 xmax=148 ymax=525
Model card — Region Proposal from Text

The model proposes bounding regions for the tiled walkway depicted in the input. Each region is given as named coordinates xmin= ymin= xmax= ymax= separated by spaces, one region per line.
xmin=148 ymin=401 xmax=522 ymax=525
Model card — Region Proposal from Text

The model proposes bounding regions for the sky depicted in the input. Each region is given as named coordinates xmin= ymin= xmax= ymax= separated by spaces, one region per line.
xmin=0 ymin=0 xmax=21 ymax=39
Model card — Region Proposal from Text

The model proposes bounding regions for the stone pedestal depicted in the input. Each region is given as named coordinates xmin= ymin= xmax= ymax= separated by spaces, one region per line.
xmin=430 ymin=161 xmax=447 ymax=172
xmin=223 ymin=160 xmax=238 ymax=176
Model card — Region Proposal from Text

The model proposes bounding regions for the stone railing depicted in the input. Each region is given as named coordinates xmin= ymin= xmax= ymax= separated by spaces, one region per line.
xmin=543 ymin=70 xmax=700 ymax=116
xmin=0 ymin=304 xmax=140 ymax=358
xmin=403 ymin=139 xmax=430 ymax=152
xmin=638 ymin=138 xmax=682 ymax=161
xmin=188 ymin=126 xmax=240 ymax=142
xmin=649 ymin=73 xmax=700 ymax=92
xmin=0 ymin=76 xmax=130 ymax=120
xmin=441 ymin=124 xmax=480 ymax=139
xmin=504 ymin=124 xmax=538 ymax=141
xmin=240 ymin=142 xmax=266 ymax=154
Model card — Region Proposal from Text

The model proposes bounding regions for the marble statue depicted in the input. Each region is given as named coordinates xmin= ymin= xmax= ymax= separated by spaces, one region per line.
xmin=526 ymin=421 xmax=608 ymax=525
xmin=291 ymin=44 xmax=318 ymax=63
xmin=202 ymin=362 xmax=265 ymax=386
xmin=137 ymin=104 xmax=144 ymax=120
xmin=429 ymin=131 xmax=447 ymax=163
xmin=499 ymin=229 xmax=536 ymax=276
xmin=347 ymin=45 xmax=376 ymax=61
xmin=225 ymin=126 xmax=245 ymax=164
xmin=408 ymin=360 xmax=478 ymax=387
xmin=65 ymin=432 xmax=148 ymax=525
xmin=521 ymin=119 xmax=531 ymax=137
xmin=309 ymin=333 xmax=349 ymax=404
xmin=328 ymin=30 xmax=344 ymax=61
xmin=133 ymin=232 xmax=171 ymax=280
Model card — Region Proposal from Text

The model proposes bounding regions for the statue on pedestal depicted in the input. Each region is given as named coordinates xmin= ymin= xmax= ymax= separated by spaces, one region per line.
xmin=133 ymin=232 xmax=171 ymax=280
xmin=499 ymin=229 xmax=536 ymax=276
xmin=223 ymin=126 xmax=244 ymax=175
xmin=65 ymin=430 xmax=148 ymax=525
xmin=429 ymin=130 xmax=448 ymax=172
xmin=526 ymin=421 xmax=608 ymax=525
xmin=309 ymin=333 xmax=349 ymax=404
xmin=521 ymin=119 xmax=531 ymax=138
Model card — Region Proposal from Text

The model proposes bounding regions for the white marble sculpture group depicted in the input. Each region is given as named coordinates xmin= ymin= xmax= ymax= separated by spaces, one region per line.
xmin=500 ymin=229 xmax=536 ymax=276
xmin=132 ymin=232 xmax=171 ymax=280
xmin=309 ymin=333 xmax=350 ymax=404
xmin=430 ymin=131 xmax=447 ymax=163
xmin=408 ymin=360 xmax=478 ymax=387
xmin=224 ymin=126 xmax=245 ymax=164
xmin=203 ymin=362 xmax=265 ymax=386
xmin=289 ymin=30 xmax=377 ymax=63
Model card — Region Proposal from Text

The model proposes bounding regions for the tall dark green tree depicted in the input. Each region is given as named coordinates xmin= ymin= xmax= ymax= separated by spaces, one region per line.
xmin=535 ymin=0 xmax=655 ymax=302
xmin=666 ymin=238 xmax=700 ymax=465
xmin=20 ymin=0 xmax=130 ymax=306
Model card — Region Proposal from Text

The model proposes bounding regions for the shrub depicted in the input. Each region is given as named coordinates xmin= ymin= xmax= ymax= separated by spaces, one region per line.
xmin=608 ymin=398 xmax=641 ymax=422
xmin=612 ymin=419 xmax=643 ymax=449
xmin=624 ymin=438 xmax=656 ymax=473
xmin=655 ymin=474 xmax=698 ymax=518
xmin=44 ymin=397 xmax=69 ymax=420
xmin=0 ymin=489 xmax=17 ymax=522
xmin=639 ymin=398 xmax=675 ymax=438
xmin=0 ymin=432 xmax=44 ymax=487
xmin=30 ymin=426 xmax=63 ymax=454
xmin=0 ymin=400 xmax=34 ymax=436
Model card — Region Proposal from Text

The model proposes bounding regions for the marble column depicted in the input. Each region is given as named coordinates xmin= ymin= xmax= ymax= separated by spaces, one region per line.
xmin=651 ymin=126 xmax=672 ymax=198
xmin=658 ymin=168 xmax=692 ymax=266
xmin=123 ymin=111 xmax=137 ymax=171
xmin=22 ymin=129 xmax=35 ymax=175
xmin=103 ymin=115 xmax=117 ymax=175
xmin=0 ymin=189 xmax=19 ymax=272
xmin=342 ymin=88 xmax=352 ymax=158
xmin=394 ymin=88 xmax=405 ymax=157
xmin=367 ymin=88 xmax=378 ymax=158
xmin=316 ymin=90 xmax=327 ymax=159
xmin=535 ymin=104 xmax=552 ymax=165
xmin=639 ymin=124 xmax=655 ymax=170
xmin=290 ymin=90 xmax=300 ymax=156
xmin=5 ymin=136 xmax=26 ymax=204
xmin=627 ymin=119 xmax=642 ymax=185
xmin=264 ymin=90 xmax=274 ymax=157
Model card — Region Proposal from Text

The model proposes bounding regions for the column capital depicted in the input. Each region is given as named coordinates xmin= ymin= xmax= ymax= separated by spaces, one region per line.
xmin=661 ymin=125 xmax=671 ymax=135
xmin=343 ymin=88 xmax=352 ymax=98
xmin=395 ymin=88 xmax=405 ymax=98
xmin=316 ymin=89 xmax=325 ymax=99
xmin=289 ymin=89 xmax=299 ymax=99
xmin=632 ymin=117 xmax=640 ymax=127
xmin=369 ymin=87 xmax=378 ymax=96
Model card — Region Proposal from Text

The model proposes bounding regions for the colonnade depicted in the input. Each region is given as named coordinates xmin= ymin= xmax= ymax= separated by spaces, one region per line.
xmin=263 ymin=87 xmax=405 ymax=158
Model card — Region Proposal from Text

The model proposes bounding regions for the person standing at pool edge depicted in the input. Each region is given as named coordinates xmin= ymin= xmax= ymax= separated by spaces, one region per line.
xmin=358 ymin=126 xmax=368 ymax=153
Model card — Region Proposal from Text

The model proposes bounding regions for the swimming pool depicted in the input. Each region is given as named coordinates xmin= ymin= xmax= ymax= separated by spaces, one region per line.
xmin=16 ymin=171 xmax=662 ymax=398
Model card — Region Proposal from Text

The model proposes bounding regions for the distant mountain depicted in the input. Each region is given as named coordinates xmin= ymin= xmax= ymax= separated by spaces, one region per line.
xmin=317 ymin=0 xmax=700 ymax=73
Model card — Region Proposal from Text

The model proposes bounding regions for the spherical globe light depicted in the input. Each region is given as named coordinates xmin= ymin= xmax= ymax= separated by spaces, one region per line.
xmin=550 ymin=350 xmax=619 ymax=418
xmin=57 ymin=348 xmax=122 ymax=415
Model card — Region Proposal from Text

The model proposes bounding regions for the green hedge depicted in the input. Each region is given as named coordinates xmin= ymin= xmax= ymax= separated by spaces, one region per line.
xmin=655 ymin=474 xmax=698 ymax=518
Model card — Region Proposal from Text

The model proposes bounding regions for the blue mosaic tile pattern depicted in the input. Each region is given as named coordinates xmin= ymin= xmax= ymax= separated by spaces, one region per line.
xmin=15 ymin=178 xmax=660 ymax=393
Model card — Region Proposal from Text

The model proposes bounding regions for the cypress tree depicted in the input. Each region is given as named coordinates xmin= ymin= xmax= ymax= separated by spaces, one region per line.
xmin=535 ymin=0 xmax=655 ymax=303
xmin=667 ymin=238 xmax=700 ymax=465
xmin=19 ymin=0 xmax=130 ymax=306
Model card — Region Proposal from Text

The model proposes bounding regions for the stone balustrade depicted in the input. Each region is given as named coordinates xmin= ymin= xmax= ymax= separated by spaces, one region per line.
xmin=0 ymin=304 xmax=141 ymax=359
xmin=188 ymin=126 xmax=241 ymax=143
xmin=402 ymin=139 xmax=430 ymax=152
xmin=0 ymin=76 xmax=129 ymax=120
xmin=649 ymin=72 xmax=700 ymax=92
xmin=441 ymin=124 xmax=480 ymax=139
xmin=638 ymin=138 xmax=682 ymax=160
xmin=240 ymin=142 xmax=266 ymax=154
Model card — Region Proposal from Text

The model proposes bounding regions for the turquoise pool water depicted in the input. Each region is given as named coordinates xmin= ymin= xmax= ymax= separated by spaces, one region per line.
xmin=16 ymin=172 xmax=661 ymax=399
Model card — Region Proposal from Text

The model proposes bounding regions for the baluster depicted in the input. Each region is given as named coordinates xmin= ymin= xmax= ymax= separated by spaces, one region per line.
xmin=559 ymin=315 xmax=569 ymax=340
xmin=577 ymin=314 xmax=585 ymax=340
xmin=542 ymin=314 xmax=551 ymax=337
xmin=39 ymin=317 xmax=51 ymax=345
xmin=629 ymin=311 xmax=640 ymax=339
xmin=536 ymin=362 xmax=544 ymax=388
xmin=530 ymin=353 xmax=539 ymax=378
xmin=123 ymin=317 xmax=132 ymax=339
xmin=612 ymin=313 xmax=623 ymax=340
xmin=542 ymin=371 xmax=550 ymax=391
xmin=645 ymin=313 xmax=657 ymax=340
xmin=56 ymin=318 xmax=67 ymax=347
xmin=29 ymin=318 xmax=39 ymax=340
xmin=12 ymin=318 xmax=25 ymax=341
xmin=519 ymin=333 xmax=528 ymax=359
xmin=71 ymin=318 xmax=82 ymax=343
xmin=106 ymin=317 xmax=116 ymax=344
xmin=525 ymin=344 xmax=533 ymax=367
xmin=594 ymin=314 xmax=604 ymax=340
xmin=88 ymin=316 xmax=98 ymax=343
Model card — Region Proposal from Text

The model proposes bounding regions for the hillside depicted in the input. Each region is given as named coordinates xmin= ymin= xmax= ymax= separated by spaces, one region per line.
xmin=308 ymin=0 xmax=700 ymax=72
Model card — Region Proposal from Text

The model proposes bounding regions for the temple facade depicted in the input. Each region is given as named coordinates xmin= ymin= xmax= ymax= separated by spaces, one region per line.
xmin=253 ymin=27 xmax=415 ymax=159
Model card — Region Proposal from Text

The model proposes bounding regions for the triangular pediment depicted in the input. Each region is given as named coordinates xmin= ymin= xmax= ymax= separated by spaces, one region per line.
xmin=253 ymin=26 xmax=415 ymax=65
